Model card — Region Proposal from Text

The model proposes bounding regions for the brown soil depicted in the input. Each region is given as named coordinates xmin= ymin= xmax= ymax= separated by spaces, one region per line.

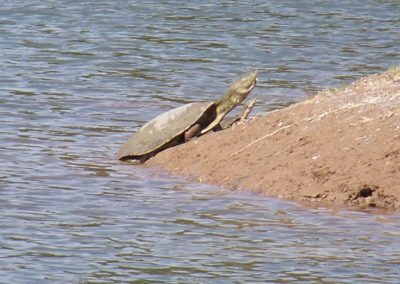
xmin=147 ymin=68 xmax=400 ymax=213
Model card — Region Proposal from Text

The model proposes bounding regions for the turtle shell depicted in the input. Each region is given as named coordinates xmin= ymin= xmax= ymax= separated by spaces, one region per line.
xmin=117 ymin=102 xmax=216 ymax=162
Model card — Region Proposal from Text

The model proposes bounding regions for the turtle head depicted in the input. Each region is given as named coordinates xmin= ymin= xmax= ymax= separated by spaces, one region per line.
xmin=201 ymin=70 xmax=258 ymax=135
xmin=228 ymin=70 xmax=258 ymax=98
xmin=215 ymin=70 xmax=258 ymax=110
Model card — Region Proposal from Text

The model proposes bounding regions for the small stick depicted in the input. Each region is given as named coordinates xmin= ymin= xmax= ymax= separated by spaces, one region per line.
xmin=230 ymin=123 xmax=294 ymax=157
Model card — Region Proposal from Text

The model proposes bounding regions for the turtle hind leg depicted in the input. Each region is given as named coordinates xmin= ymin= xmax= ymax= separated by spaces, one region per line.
xmin=184 ymin=123 xmax=202 ymax=141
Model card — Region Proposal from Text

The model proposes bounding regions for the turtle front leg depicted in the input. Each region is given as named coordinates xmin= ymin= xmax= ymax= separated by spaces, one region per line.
xmin=184 ymin=123 xmax=202 ymax=141
xmin=239 ymin=97 xmax=258 ymax=123
xmin=220 ymin=97 xmax=258 ymax=129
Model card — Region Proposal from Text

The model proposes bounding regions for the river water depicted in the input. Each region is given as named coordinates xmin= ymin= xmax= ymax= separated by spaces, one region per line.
xmin=1 ymin=1 xmax=400 ymax=283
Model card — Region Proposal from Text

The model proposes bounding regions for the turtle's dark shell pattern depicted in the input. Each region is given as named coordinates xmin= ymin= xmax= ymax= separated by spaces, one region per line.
xmin=117 ymin=102 xmax=216 ymax=162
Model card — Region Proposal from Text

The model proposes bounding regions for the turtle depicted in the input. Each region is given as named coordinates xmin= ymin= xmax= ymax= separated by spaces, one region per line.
xmin=117 ymin=70 xmax=258 ymax=162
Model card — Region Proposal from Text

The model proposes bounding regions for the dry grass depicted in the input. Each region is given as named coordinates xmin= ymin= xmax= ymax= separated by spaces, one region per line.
xmin=231 ymin=67 xmax=400 ymax=157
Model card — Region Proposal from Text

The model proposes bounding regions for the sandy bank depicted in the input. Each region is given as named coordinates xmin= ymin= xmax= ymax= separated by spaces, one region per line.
xmin=147 ymin=68 xmax=400 ymax=212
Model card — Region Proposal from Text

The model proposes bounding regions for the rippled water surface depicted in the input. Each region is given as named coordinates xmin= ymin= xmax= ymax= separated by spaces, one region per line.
xmin=1 ymin=1 xmax=400 ymax=283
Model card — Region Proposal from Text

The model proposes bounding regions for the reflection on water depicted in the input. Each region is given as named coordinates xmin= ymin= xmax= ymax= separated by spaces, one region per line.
xmin=1 ymin=0 xmax=400 ymax=282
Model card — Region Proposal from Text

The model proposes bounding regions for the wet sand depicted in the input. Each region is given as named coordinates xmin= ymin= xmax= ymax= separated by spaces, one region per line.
xmin=148 ymin=68 xmax=400 ymax=212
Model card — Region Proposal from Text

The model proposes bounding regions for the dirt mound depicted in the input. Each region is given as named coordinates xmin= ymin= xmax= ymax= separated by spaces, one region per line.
xmin=147 ymin=68 xmax=400 ymax=212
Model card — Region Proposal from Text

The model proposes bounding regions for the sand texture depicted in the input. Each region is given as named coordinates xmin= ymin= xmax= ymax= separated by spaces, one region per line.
xmin=147 ymin=68 xmax=400 ymax=212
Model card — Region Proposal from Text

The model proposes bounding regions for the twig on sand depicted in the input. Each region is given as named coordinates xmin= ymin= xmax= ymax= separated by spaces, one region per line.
xmin=230 ymin=110 xmax=328 ymax=157
xmin=230 ymin=89 xmax=398 ymax=157
xmin=230 ymin=123 xmax=294 ymax=157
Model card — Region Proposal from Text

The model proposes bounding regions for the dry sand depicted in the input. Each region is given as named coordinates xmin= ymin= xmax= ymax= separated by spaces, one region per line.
xmin=147 ymin=68 xmax=400 ymax=212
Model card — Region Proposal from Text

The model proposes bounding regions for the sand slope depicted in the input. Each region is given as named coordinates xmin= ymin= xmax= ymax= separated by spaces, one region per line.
xmin=148 ymin=68 xmax=400 ymax=212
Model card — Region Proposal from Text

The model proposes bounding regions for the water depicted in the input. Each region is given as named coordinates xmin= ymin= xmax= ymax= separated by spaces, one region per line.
xmin=1 ymin=1 xmax=400 ymax=282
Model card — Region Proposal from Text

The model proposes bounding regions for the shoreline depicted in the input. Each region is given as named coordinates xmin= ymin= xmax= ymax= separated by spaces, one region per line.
xmin=147 ymin=68 xmax=400 ymax=213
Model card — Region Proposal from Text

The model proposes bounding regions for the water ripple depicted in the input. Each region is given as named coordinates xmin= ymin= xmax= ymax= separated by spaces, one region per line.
xmin=1 ymin=0 xmax=400 ymax=283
